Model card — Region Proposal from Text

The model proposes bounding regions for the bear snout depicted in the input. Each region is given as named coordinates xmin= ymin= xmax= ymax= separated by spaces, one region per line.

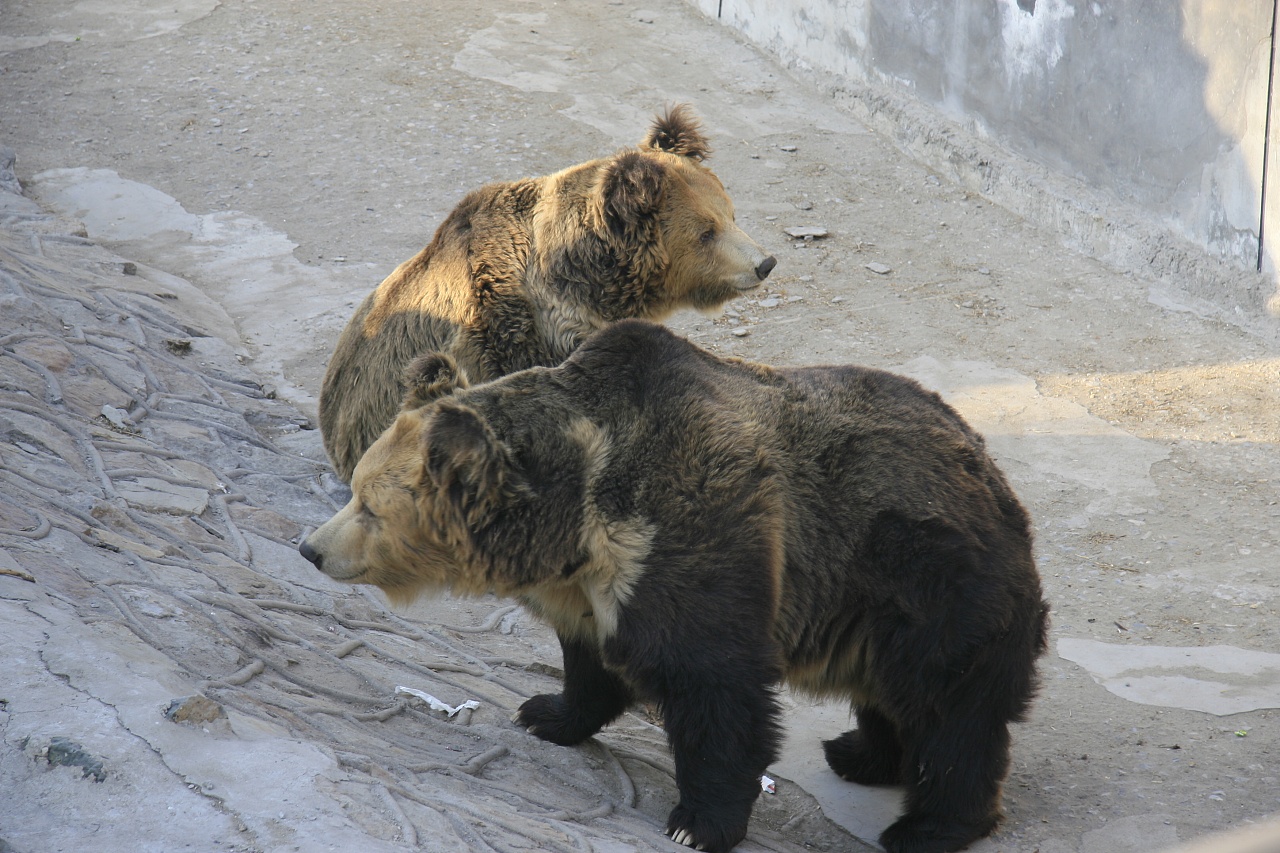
xmin=298 ymin=539 xmax=323 ymax=571
xmin=755 ymin=255 xmax=777 ymax=280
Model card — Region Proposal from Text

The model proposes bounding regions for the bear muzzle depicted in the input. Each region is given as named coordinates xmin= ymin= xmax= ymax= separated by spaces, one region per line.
xmin=726 ymin=252 xmax=777 ymax=294
xmin=298 ymin=534 xmax=372 ymax=583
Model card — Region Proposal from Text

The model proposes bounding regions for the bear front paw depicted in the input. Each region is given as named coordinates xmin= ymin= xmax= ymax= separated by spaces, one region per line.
xmin=665 ymin=802 xmax=749 ymax=853
xmin=515 ymin=694 xmax=598 ymax=746
xmin=822 ymin=730 xmax=902 ymax=785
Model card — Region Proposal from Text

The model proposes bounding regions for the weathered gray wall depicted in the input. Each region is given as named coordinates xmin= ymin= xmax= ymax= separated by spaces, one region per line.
xmin=689 ymin=0 xmax=1277 ymax=305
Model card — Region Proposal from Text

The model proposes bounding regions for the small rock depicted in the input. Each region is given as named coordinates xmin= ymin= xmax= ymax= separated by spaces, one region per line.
xmin=758 ymin=297 xmax=780 ymax=308
xmin=799 ymin=275 xmax=814 ymax=282
xmin=795 ymin=200 xmax=813 ymax=210
xmin=779 ymin=144 xmax=797 ymax=152
xmin=165 ymin=695 xmax=228 ymax=726
xmin=100 ymin=405 xmax=133 ymax=430
xmin=165 ymin=338 xmax=192 ymax=355
xmin=831 ymin=296 xmax=845 ymax=303
xmin=732 ymin=328 xmax=750 ymax=337
xmin=121 ymin=262 xmax=137 ymax=275
xmin=783 ymin=226 xmax=828 ymax=239
xmin=978 ymin=267 xmax=992 ymax=275
xmin=865 ymin=262 xmax=892 ymax=275
xmin=926 ymin=175 xmax=941 ymax=186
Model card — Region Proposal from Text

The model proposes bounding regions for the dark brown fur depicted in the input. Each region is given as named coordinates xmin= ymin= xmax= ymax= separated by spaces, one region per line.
xmin=318 ymin=105 xmax=775 ymax=481
xmin=301 ymin=320 xmax=1049 ymax=853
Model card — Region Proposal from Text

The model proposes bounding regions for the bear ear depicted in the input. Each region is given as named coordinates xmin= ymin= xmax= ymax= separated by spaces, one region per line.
xmin=401 ymin=352 xmax=470 ymax=411
xmin=600 ymin=151 xmax=666 ymax=229
xmin=641 ymin=103 xmax=711 ymax=161
xmin=421 ymin=401 xmax=509 ymax=524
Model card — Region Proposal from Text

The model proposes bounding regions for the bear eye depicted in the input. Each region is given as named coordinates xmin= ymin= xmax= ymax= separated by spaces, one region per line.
xmin=699 ymin=226 xmax=716 ymax=245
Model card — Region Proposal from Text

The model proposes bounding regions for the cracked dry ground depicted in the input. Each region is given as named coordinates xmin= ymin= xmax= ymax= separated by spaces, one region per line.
xmin=0 ymin=186 xmax=862 ymax=852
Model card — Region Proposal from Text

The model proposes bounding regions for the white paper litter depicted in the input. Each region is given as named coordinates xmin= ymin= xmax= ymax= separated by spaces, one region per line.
xmin=760 ymin=774 xmax=776 ymax=794
xmin=395 ymin=686 xmax=480 ymax=717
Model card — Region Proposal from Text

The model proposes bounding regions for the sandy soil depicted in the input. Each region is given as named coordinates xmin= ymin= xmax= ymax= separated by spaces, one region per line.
xmin=2 ymin=1 xmax=1279 ymax=852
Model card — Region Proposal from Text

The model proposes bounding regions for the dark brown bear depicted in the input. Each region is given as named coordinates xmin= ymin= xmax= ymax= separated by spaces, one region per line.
xmin=318 ymin=105 xmax=776 ymax=481
xmin=300 ymin=320 xmax=1050 ymax=853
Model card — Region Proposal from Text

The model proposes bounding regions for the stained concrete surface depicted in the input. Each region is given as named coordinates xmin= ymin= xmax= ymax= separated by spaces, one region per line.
xmin=2 ymin=1 xmax=1279 ymax=851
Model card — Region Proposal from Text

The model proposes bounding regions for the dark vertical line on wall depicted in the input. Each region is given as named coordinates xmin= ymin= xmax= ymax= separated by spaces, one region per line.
xmin=717 ymin=0 xmax=723 ymax=18
xmin=1260 ymin=0 xmax=1278 ymax=271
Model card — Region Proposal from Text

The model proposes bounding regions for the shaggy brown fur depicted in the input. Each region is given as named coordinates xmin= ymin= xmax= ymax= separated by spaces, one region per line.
xmin=318 ymin=105 xmax=776 ymax=481
xmin=300 ymin=321 xmax=1049 ymax=853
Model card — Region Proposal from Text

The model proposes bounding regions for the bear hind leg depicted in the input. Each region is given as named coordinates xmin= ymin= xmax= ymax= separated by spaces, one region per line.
xmin=823 ymin=705 xmax=904 ymax=785
xmin=879 ymin=713 xmax=1010 ymax=853
xmin=516 ymin=632 xmax=632 ymax=746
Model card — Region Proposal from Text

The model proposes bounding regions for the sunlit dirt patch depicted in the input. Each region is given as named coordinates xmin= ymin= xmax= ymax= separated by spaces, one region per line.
xmin=1038 ymin=360 xmax=1280 ymax=444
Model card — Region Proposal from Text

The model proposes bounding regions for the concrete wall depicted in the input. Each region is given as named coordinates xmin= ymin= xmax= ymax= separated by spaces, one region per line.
xmin=688 ymin=0 xmax=1277 ymax=311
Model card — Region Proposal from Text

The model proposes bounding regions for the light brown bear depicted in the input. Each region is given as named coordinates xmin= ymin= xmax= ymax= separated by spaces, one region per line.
xmin=318 ymin=105 xmax=776 ymax=481
xmin=300 ymin=320 xmax=1050 ymax=853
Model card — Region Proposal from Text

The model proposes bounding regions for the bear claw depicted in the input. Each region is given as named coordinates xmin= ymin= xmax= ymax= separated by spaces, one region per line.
xmin=669 ymin=828 xmax=693 ymax=847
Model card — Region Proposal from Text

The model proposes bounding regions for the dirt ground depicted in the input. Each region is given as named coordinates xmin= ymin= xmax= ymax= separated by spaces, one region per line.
xmin=2 ymin=1 xmax=1279 ymax=852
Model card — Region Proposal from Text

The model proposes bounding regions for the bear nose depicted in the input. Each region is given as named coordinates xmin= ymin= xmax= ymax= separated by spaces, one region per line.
xmin=755 ymin=256 xmax=777 ymax=280
xmin=298 ymin=539 xmax=322 ymax=570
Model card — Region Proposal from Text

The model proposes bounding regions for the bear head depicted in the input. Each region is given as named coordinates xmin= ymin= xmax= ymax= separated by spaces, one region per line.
xmin=301 ymin=354 xmax=587 ymax=605
xmin=559 ymin=105 xmax=777 ymax=319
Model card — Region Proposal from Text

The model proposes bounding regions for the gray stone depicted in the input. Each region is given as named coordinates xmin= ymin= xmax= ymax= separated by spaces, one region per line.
xmin=784 ymin=226 xmax=828 ymax=239
xmin=101 ymin=405 xmax=133 ymax=431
